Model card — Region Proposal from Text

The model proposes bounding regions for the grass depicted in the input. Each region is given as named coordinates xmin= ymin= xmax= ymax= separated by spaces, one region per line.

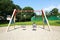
xmin=0 ymin=20 xmax=60 ymax=27
xmin=49 ymin=20 xmax=60 ymax=26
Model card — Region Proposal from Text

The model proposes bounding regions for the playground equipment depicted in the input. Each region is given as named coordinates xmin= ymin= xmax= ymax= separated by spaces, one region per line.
xmin=7 ymin=9 xmax=50 ymax=32
xmin=32 ymin=22 xmax=37 ymax=31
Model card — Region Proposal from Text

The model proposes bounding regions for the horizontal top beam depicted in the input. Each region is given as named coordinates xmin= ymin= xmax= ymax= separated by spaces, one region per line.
xmin=17 ymin=10 xmax=41 ymax=12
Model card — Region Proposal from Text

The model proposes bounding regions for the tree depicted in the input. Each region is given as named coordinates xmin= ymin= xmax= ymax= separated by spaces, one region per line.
xmin=45 ymin=11 xmax=50 ymax=17
xmin=49 ymin=8 xmax=59 ymax=16
xmin=0 ymin=0 xmax=21 ymax=17
xmin=22 ymin=7 xmax=35 ymax=21
xmin=0 ymin=0 xmax=22 ymax=23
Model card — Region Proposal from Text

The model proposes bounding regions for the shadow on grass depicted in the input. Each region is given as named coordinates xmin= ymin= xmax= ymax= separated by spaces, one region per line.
xmin=0 ymin=24 xmax=8 ymax=27
xmin=56 ymin=21 xmax=60 ymax=24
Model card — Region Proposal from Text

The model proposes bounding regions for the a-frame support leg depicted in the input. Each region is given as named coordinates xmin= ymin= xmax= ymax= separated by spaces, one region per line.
xmin=6 ymin=9 xmax=17 ymax=32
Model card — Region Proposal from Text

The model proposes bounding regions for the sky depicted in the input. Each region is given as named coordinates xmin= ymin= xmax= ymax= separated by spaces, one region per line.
xmin=13 ymin=0 xmax=60 ymax=15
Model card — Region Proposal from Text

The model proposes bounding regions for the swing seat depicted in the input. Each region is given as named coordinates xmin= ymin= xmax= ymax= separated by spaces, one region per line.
xmin=33 ymin=24 xmax=37 ymax=28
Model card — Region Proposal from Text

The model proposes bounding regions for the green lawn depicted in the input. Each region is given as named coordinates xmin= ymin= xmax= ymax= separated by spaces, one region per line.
xmin=0 ymin=20 xmax=60 ymax=27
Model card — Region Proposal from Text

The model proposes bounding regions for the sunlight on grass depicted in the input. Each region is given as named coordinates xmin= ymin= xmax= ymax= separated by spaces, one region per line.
xmin=0 ymin=20 xmax=60 ymax=27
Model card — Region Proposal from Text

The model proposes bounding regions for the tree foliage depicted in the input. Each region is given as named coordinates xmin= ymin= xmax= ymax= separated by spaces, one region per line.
xmin=22 ymin=7 xmax=35 ymax=21
xmin=49 ymin=8 xmax=59 ymax=16
xmin=0 ymin=0 xmax=35 ymax=22
xmin=0 ymin=0 xmax=21 ymax=18
xmin=0 ymin=0 xmax=22 ymax=23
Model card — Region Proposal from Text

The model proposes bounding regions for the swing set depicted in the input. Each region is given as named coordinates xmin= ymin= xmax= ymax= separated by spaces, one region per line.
xmin=6 ymin=9 xmax=51 ymax=32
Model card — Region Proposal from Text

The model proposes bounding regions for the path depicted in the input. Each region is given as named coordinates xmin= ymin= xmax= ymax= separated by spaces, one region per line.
xmin=0 ymin=25 xmax=60 ymax=40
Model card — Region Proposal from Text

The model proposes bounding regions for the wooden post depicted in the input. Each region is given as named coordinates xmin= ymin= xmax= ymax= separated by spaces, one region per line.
xmin=14 ymin=9 xmax=17 ymax=29
xmin=41 ymin=9 xmax=50 ymax=31
xmin=14 ymin=16 xmax=16 ymax=29
xmin=7 ymin=9 xmax=17 ymax=32
xmin=41 ymin=10 xmax=45 ymax=29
